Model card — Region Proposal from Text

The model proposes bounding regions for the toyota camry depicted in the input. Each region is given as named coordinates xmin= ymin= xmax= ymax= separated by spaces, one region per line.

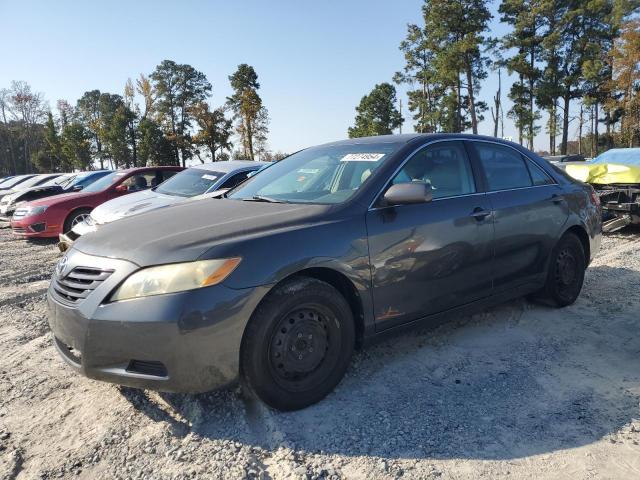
xmin=47 ymin=134 xmax=601 ymax=411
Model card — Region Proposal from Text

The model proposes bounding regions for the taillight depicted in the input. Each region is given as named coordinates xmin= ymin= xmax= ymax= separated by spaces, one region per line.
xmin=589 ymin=187 xmax=600 ymax=207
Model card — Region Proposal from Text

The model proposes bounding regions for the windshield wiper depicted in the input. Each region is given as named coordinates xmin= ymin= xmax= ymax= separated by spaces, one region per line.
xmin=244 ymin=195 xmax=283 ymax=203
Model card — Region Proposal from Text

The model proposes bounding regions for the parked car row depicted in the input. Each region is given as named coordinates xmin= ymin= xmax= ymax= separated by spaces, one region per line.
xmin=0 ymin=171 xmax=113 ymax=217
xmin=12 ymin=134 xmax=603 ymax=411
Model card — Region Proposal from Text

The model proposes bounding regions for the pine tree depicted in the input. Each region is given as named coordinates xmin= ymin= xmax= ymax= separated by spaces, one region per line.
xmin=227 ymin=64 xmax=269 ymax=160
xmin=348 ymin=83 xmax=403 ymax=138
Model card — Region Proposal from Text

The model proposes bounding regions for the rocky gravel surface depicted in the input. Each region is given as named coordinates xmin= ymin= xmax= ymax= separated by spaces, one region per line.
xmin=0 ymin=227 xmax=639 ymax=479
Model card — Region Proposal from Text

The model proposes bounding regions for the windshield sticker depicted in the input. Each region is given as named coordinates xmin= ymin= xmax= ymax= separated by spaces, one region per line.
xmin=202 ymin=174 xmax=218 ymax=181
xmin=341 ymin=153 xmax=385 ymax=162
xmin=298 ymin=169 xmax=319 ymax=174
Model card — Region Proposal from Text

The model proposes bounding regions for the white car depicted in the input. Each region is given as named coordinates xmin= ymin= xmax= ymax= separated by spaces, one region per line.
xmin=0 ymin=174 xmax=62 ymax=201
xmin=64 ymin=161 xmax=268 ymax=246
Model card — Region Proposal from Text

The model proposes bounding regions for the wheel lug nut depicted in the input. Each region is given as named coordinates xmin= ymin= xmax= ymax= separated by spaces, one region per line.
xmin=298 ymin=354 xmax=303 ymax=360
xmin=309 ymin=348 xmax=314 ymax=352
xmin=308 ymin=334 xmax=313 ymax=339
xmin=297 ymin=333 xmax=302 ymax=338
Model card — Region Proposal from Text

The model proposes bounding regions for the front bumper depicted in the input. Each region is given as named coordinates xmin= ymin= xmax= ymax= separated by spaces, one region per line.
xmin=10 ymin=216 xmax=59 ymax=237
xmin=47 ymin=250 xmax=267 ymax=393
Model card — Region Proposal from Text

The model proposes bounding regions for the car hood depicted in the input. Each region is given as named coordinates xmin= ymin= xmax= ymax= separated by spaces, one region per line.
xmin=72 ymin=198 xmax=330 ymax=266
xmin=2 ymin=185 xmax=64 ymax=203
xmin=91 ymin=189 xmax=182 ymax=224
xmin=27 ymin=190 xmax=97 ymax=207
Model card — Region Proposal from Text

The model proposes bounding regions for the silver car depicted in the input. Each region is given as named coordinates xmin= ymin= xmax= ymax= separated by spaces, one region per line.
xmin=63 ymin=161 xmax=268 ymax=247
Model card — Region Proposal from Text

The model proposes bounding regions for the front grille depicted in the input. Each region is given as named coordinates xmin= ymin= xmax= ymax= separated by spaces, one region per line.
xmin=53 ymin=266 xmax=113 ymax=304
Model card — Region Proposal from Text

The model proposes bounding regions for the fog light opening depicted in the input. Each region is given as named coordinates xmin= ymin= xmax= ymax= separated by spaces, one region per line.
xmin=126 ymin=360 xmax=168 ymax=378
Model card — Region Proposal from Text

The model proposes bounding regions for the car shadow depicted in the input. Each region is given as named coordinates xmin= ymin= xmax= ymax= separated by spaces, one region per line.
xmin=120 ymin=265 xmax=640 ymax=461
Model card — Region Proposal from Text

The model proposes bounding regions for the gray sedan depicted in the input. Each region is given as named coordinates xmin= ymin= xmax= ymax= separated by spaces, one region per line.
xmin=47 ymin=134 xmax=602 ymax=411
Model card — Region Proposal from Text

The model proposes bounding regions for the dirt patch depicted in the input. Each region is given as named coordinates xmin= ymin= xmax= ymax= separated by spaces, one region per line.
xmin=0 ymin=228 xmax=639 ymax=479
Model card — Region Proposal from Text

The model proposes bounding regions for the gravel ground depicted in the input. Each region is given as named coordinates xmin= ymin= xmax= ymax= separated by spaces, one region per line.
xmin=0 ymin=227 xmax=639 ymax=480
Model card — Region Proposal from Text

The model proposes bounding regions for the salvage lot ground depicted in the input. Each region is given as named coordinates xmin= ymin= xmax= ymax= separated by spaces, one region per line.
xmin=0 ymin=228 xmax=639 ymax=480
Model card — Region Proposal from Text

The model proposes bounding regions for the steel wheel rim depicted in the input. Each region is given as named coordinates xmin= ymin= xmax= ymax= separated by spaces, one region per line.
xmin=555 ymin=247 xmax=579 ymax=298
xmin=267 ymin=304 xmax=340 ymax=391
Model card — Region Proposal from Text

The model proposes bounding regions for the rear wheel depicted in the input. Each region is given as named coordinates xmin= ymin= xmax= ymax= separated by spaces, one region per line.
xmin=240 ymin=277 xmax=355 ymax=411
xmin=63 ymin=208 xmax=92 ymax=234
xmin=538 ymin=232 xmax=586 ymax=307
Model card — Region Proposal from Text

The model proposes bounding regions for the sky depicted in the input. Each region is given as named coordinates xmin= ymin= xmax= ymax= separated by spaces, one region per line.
xmin=1 ymin=0 xmax=561 ymax=158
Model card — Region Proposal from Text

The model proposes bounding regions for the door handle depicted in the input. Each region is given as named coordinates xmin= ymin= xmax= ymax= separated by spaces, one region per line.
xmin=551 ymin=194 xmax=565 ymax=204
xmin=470 ymin=207 xmax=491 ymax=220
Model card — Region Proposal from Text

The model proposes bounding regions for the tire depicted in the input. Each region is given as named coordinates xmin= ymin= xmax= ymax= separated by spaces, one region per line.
xmin=240 ymin=277 xmax=355 ymax=411
xmin=538 ymin=232 xmax=586 ymax=307
xmin=63 ymin=208 xmax=92 ymax=234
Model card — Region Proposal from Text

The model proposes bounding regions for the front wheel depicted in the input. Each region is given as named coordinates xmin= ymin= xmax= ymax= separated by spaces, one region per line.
xmin=63 ymin=208 xmax=92 ymax=234
xmin=539 ymin=232 xmax=586 ymax=307
xmin=240 ymin=277 xmax=355 ymax=411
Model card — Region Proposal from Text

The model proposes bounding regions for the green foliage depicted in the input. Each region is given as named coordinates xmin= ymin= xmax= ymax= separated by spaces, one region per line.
xmin=395 ymin=0 xmax=490 ymax=134
xmin=227 ymin=64 xmax=269 ymax=160
xmin=137 ymin=118 xmax=176 ymax=166
xmin=348 ymin=83 xmax=403 ymax=138
xmin=60 ymin=123 xmax=92 ymax=170
xmin=190 ymin=102 xmax=233 ymax=161
xmin=151 ymin=60 xmax=212 ymax=167
xmin=34 ymin=112 xmax=64 ymax=172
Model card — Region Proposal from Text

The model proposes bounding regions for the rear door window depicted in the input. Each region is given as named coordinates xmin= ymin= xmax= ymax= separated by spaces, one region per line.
xmin=472 ymin=143 xmax=532 ymax=191
xmin=526 ymin=160 xmax=555 ymax=186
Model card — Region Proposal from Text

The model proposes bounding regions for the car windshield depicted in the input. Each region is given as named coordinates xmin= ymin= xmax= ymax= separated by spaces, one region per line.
xmin=42 ymin=175 xmax=71 ymax=187
xmin=154 ymin=168 xmax=225 ymax=197
xmin=14 ymin=175 xmax=54 ymax=189
xmin=82 ymin=172 xmax=125 ymax=193
xmin=227 ymin=142 xmax=402 ymax=204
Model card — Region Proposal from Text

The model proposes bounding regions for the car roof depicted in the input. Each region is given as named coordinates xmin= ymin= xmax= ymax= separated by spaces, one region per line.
xmin=318 ymin=133 xmax=528 ymax=150
xmin=188 ymin=160 xmax=269 ymax=173
xmin=119 ymin=166 xmax=183 ymax=173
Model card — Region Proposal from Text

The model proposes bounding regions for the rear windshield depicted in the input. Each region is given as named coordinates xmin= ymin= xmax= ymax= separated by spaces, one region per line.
xmin=154 ymin=168 xmax=226 ymax=197
xmin=228 ymin=142 xmax=403 ymax=204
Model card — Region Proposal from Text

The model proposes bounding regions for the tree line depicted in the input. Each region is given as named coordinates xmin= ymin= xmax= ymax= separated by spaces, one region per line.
xmin=349 ymin=0 xmax=640 ymax=156
xmin=0 ymin=61 xmax=283 ymax=176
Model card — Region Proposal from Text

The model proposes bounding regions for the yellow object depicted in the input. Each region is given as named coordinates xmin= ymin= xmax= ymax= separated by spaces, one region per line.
xmin=565 ymin=163 xmax=640 ymax=184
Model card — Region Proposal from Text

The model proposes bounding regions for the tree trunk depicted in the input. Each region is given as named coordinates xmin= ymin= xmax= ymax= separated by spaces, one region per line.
xmin=560 ymin=93 xmax=570 ymax=155
xmin=129 ymin=123 xmax=137 ymax=167
xmin=578 ymin=104 xmax=584 ymax=155
xmin=493 ymin=69 xmax=501 ymax=138
xmin=456 ymin=77 xmax=462 ymax=133
xmin=528 ymin=50 xmax=535 ymax=150
xmin=593 ymin=102 xmax=600 ymax=157
xmin=590 ymin=105 xmax=595 ymax=157
xmin=465 ymin=59 xmax=478 ymax=135
xmin=246 ymin=117 xmax=254 ymax=160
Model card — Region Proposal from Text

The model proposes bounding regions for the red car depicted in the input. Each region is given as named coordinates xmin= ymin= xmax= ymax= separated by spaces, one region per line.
xmin=11 ymin=166 xmax=183 ymax=238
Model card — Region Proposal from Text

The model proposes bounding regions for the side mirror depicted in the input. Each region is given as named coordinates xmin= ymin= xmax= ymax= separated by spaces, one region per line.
xmin=114 ymin=184 xmax=128 ymax=193
xmin=383 ymin=182 xmax=432 ymax=206
xmin=72 ymin=185 xmax=83 ymax=191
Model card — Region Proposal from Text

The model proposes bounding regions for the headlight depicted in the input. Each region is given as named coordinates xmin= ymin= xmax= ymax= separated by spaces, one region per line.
xmin=22 ymin=205 xmax=48 ymax=218
xmin=110 ymin=257 xmax=242 ymax=302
